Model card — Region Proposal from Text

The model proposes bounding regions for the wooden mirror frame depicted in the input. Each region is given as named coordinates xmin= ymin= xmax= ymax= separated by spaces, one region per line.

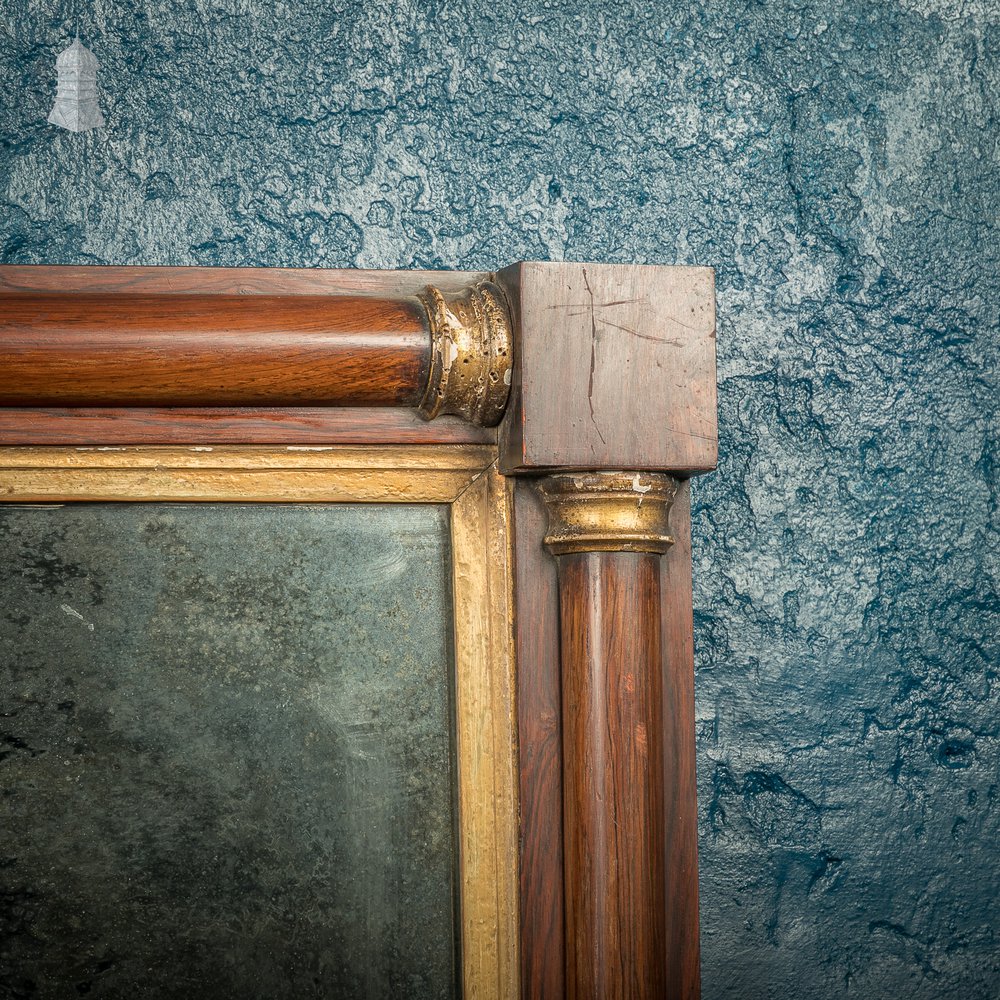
xmin=0 ymin=261 xmax=717 ymax=1000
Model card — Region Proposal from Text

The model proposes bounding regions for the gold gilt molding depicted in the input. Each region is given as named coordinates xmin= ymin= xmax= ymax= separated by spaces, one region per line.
xmin=417 ymin=281 xmax=513 ymax=427
xmin=538 ymin=471 xmax=678 ymax=555
xmin=0 ymin=445 xmax=495 ymax=503
xmin=450 ymin=465 xmax=519 ymax=1000
xmin=0 ymin=443 xmax=519 ymax=1000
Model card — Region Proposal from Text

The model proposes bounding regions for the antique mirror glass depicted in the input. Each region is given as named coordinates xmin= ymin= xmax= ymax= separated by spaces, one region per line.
xmin=1 ymin=501 xmax=459 ymax=998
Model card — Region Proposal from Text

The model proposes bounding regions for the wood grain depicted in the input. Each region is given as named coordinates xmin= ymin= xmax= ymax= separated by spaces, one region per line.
xmin=513 ymin=481 xmax=704 ymax=1000
xmin=497 ymin=262 xmax=717 ymax=474
xmin=558 ymin=552 xmax=667 ymax=1000
xmin=0 ymin=293 xmax=429 ymax=406
xmin=0 ymin=264 xmax=488 ymax=297
xmin=659 ymin=482 xmax=702 ymax=1000
xmin=511 ymin=482 xmax=564 ymax=999
xmin=0 ymin=408 xmax=495 ymax=446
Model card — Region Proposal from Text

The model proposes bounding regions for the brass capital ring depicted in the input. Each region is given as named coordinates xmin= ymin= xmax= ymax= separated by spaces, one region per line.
xmin=538 ymin=472 xmax=677 ymax=555
xmin=417 ymin=281 xmax=513 ymax=428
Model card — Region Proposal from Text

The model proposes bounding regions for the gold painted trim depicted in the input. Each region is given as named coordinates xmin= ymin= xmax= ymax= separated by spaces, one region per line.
xmin=0 ymin=444 xmax=519 ymax=1000
xmin=418 ymin=282 xmax=513 ymax=427
xmin=0 ymin=445 xmax=497 ymax=470
xmin=538 ymin=470 xmax=678 ymax=554
xmin=451 ymin=466 xmax=519 ymax=1000
xmin=0 ymin=445 xmax=496 ymax=503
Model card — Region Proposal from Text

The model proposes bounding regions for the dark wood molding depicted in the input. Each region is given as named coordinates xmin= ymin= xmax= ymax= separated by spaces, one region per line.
xmin=0 ymin=407 xmax=495 ymax=446
xmin=0 ymin=263 xmax=487 ymax=296
xmin=512 ymin=481 xmax=565 ymax=998
xmin=659 ymin=483 xmax=702 ymax=1000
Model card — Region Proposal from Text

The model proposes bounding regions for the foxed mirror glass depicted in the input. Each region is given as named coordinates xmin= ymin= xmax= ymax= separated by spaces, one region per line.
xmin=0 ymin=502 xmax=458 ymax=999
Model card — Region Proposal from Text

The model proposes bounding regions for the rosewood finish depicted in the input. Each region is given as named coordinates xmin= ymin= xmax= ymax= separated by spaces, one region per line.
xmin=538 ymin=473 xmax=678 ymax=1000
xmin=499 ymin=264 xmax=713 ymax=998
xmin=0 ymin=292 xmax=430 ymax=407
xmin=558 ymin=551 xmax=667 ymax=999
xmin=0 ymin=261 xmax=718 ymax=1000
xmin=0 ymin=407 xmax=493 ymax=446
xmin=497 ymin=261 xmax=716 ymax=475
xmin=658 ymin=483 xmax=702 ymax=1000
xmin=0 ymin=270 xmax=512 ymax=425
xmin=511 ymin=482 xmax=565 ymax=998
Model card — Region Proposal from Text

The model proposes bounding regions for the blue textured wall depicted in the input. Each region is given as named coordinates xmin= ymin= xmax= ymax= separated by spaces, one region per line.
xmin=2 ymin=2 xmax=998 ymax=996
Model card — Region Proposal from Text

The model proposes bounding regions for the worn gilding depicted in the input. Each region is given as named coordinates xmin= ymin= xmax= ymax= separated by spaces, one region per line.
xmin=450 ymin=466 xmax=519 ymax=1000
xmin=0 ymin=445 xmax=495 ymax=503
xmin=417 ymin=281 xmax=513 ymax=428
xmin=538 ymin=472 xmax=677 ymax=555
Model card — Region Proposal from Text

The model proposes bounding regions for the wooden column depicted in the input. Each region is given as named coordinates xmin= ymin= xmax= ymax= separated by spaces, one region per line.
xmin=500 ymin=262 xmax=716 ymax=999
xmin=0 ymin=278 xmax=512 ymax=425
xmin=538 ymin=473 xmax=676 ymax=999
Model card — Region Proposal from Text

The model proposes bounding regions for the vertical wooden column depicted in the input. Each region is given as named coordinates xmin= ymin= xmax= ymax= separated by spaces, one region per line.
xmin=498 ymin=262 xmax=715 ymax=999
xmin=538 ymin=473 xmax=677 ymax=1000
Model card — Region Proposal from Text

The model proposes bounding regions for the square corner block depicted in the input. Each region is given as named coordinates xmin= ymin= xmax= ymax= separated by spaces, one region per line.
xmin=497 ymin=262 xmax=717 ymax=475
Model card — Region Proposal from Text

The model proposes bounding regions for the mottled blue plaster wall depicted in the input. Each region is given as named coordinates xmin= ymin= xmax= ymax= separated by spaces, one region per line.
xmin=2 ymin=1 xmax=998 ymax=996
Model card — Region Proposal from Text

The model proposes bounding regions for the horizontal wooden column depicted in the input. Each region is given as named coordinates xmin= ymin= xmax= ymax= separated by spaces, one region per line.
xmin=0 ymin=293 xmax=427 ymax=406
xmin=0 ymin=282 xmax=512 ymax=425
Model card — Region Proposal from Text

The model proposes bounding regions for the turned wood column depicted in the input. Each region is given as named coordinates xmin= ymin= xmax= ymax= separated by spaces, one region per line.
xmin=538 ymin=472 xmax=677 ymax=1000
xmin=0 ymin=280 xmax=511 ymax=424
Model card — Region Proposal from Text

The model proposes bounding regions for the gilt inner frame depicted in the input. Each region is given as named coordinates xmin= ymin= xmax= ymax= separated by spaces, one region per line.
xmin=0 ymin=443 xmax=520 ymax=1000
